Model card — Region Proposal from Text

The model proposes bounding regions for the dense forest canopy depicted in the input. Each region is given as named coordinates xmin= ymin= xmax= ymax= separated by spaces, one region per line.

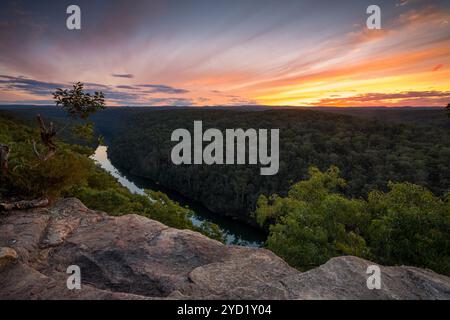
xmin=315 ymin=107 xmax=450 ymax=130
xmin=108 ymin=108 xmax=450 ymax=223
xmin=256 ymin=166 xmax=450 ymax=276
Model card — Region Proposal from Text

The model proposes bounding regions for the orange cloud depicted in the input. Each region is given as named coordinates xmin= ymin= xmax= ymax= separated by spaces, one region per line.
xmin=432 ymin=64 xmax=444 ymax=71
xmin=315 ymin=91 xmax=450 ymax=107
xmin=249 ymin=43 xmax=450 ymax=94
xmin=395 ymin=6 xmax=450 ymax=27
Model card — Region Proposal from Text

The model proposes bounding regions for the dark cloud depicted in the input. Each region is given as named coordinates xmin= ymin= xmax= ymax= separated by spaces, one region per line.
xmin=0 ymin=74 xmax=194 ymax=106
xmin=101 ymin=91 xmax=140 ymax=101
xmin=0 ymin=76 xmax=123 ymax=99
xmin=0 ymin=75 xmax=64 ymax=96
xmin=116 ymin=85 xmax=137 ymax=89
xmin=106 ymin=97 xmax=195 ymax=107
xmin=137 ymin=84 xmax=189 ymax=94
xmin=111 ymin=73 xmax=134 ymax=78
xmin=85 ymin=82 xmax=111 ymax=90
xmin=116 ymin=83 xmax=190 ymax=94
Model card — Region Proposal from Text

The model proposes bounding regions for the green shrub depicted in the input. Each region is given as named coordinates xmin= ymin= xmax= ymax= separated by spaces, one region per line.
xmin=256 ymin=167 xmax=450 ymax=275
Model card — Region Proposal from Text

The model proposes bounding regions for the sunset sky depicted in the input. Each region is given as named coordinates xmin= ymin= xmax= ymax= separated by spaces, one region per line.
xmin=1 ymin=0 xmax=449 ymax=107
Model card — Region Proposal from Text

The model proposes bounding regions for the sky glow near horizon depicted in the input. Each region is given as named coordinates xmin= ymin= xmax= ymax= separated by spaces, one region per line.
xmin=0 ymin=0 xmax=449 ymax=107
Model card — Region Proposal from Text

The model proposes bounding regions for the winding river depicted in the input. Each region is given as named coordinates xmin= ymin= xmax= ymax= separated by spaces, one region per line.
xmin=91 ymin=146 xmax=266 ymax=247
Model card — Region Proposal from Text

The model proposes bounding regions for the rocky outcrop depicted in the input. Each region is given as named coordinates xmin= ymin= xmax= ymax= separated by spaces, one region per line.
xmin=0 ymin=198 xmax=449 ymax=300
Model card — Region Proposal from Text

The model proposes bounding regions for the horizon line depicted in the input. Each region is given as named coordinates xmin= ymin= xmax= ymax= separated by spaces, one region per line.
xmin=0 ymin=104 xmax=446 ymax=109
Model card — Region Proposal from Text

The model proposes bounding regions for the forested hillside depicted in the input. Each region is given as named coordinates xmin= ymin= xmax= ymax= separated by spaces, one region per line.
xmin=109 ymin=109 xmax=450 ymax=222
xmin=0 ymin=111 xmax=223 ymax=241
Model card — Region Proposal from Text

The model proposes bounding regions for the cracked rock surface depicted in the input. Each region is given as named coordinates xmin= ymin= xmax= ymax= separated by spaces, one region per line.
xmin=1 ymin=198 xmax=449 ymax=300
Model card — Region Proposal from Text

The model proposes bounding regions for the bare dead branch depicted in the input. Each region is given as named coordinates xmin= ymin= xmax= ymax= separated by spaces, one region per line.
xmin=33 ymin=114 xmax=57 ymax=161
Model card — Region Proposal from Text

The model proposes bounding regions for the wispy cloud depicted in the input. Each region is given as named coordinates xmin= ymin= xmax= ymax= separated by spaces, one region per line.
xmin=111 ymin=73 xmax=134 ymax=79
xmin=432 ymin=64 xmax=444 ymax=71
xmin=136 ymin=84 xmax=189 ymax=94
xmin=146 ymin=97 xmax=194 ymax=106
xmin=396 ymin=0 xmax=410 ymax=7
xmin=0 ymin=75 xmax=194 ymax=106
xmin=315 ymin=91 xmax=450 ymax=106
xmin=0 ymin=75 xmax=64 ymax=96
xmin=116 ymin=85 xmax=137 ymax=89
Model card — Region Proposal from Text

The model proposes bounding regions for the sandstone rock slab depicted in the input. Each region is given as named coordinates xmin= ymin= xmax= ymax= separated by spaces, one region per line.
xmin=0 ymin=198 xmax=449 ymax=300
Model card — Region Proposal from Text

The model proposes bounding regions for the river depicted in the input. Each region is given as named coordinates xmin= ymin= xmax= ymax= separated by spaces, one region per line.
xmin=90 ymin=146 xmax=266 ymax=247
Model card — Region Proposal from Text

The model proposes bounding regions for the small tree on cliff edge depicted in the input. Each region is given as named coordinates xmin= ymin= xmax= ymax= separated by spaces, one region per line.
xmin=2 ymin=82 xmax=105 ymax=175
xmin=446 ymin=103 xmax=450 ymax=118
xmin=32 ymin=82 xmax=105 ymax=161
xmin=54 ymin=81 xmax=106 ymax=142
xmin=53 ymin=82 xmax=105 ymax=120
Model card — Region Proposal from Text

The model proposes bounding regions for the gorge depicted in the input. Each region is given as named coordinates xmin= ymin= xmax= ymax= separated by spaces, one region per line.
xmin=91 ymin=145 xmax=265 ymax=247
